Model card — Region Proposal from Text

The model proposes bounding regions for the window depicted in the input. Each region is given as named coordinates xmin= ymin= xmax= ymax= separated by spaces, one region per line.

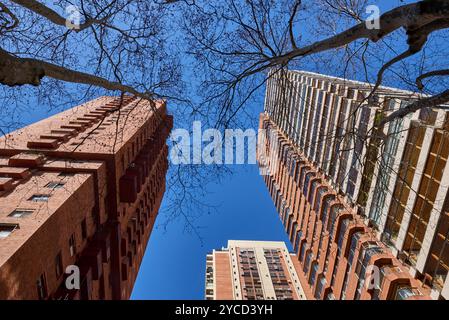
xmin=0 ymin=224 xmax=17 ymax=238
xmin=395 ymin=286 xmax=421 ymax=300
xmin=341 ymin=262 xmax=352 ymax=299
xmin=354 ymin=244 xmax=383 ymax=298
xmin=81 ymin=219 xmax=87 ymax=240
xmin=36 ymin=273 xmax=48 ymax=300
xmin=323 ymin=205 xmax=343 ymax=273
xmin=294 ymin=230 xmax=302 ymax=252
xmin=46 ymin=182 xmax=65 ymax=189
xmin=58 ymin=172 xmax=75 ymax=177
xmin=304 ymin=251 xmax=313 ymax=274
xmin=348 ymin=232 xmax=363 ymax=265
xmin=298 ymin=166 xmax=310 ymax=187
xmin=314 ymin=186 xmax=328 ymax=213
xmin=315 ymin=276 xmax=326 ymax=299
xmin=30 ymin=194 xmax=50 ymax=202
xmin=337 ymin=218 xmax=352 ymax=249
xmin=309 ymin=262 xmax=319 ymax=286
xmin=299 ymin=243 xmax=307 ymax=262
xmin=55 ymin=252 xmax=63 ymax=278
xmin=69 ymin=234 xmax=76 ymax=256
xmin=308 ymin=180 xmax=320 ymax=205
xmin=369 ymin=117 xmax=404 ymax=225
xmin=8 ymin=209 xmax=33 ymax=218
xmin=325 ymin=292 xmax=335 ymax=300
xmin=303 ymin=172 xmax=315 ymax=197
xmin=321 ymin=195 xmax=335 ymax=223
xmin=289 ymin=158 xmax=297 ymax=177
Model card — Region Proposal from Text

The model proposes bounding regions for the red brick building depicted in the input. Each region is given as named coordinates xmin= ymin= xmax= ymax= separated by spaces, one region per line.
xmin=258 ymin=70 xmax=449 ymax=300
xmin=205 ymin=240 xmax=306 ymax=300
xmin=0 ymin=95 xmax=172 ymax=300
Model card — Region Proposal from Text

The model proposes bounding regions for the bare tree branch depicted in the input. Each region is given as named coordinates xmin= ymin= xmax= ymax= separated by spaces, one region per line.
xmin=417 ymin=69 xmax=449 ymax=90
xmin=380 ymin=89 xmax=449 ymax=125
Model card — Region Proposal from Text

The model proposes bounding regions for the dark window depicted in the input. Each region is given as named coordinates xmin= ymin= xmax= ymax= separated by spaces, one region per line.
xmin=36 ymin=273 xmax=48 ymax=300
xmin=30 ymin=194 xmax=50 ymax=202
xmin=309 ymin=262 xmax=319 ymax=286
xmin=303 ymin=172 xmax=314 ymax=197
xmin=337 ymin=218 xmax=352 ymax=248
xmin=69 ymin=234 xmax=76 ymax=256
xmin=321 ymin=195 xmax=335 ymax=223
xmin=8 ymin=209 xmax=33 ymax=218
xmin=294 ymin=230 xmax=302 ymax=252
xmin=46 ymin=182 xmax=65 ymax=189
xmin=308 ymin=180 xmax=320 ymax=204
xmin=315 ymin=276 xmax=326 ymax=299
xmin=314 ymin=186 xmax=328 ymax=213
xmin=348 ymin=232 xmax=363 ymax=265
xmin=55 ymin=252 xmax=63 ymax=278
xmin=0 ymin=224 xmax=18 ymax=238
xmin=58 ymin=172 xmax=75 ymax=177
xmin=304 ymin=252 xmax=313 ymax=274
xmin=81 ymin=219 xmax=87 ymax=240
xmin=299 ymin=243 xmax=307 ymax=262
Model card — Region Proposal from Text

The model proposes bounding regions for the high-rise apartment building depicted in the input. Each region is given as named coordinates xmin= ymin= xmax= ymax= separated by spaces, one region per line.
xmin=205 ymin=240 xmax=306 ymax=300
xmin=0 ymin=95 xmax=172 ymax=300
xmin=258 ymin=70 xmax=449 ymax=300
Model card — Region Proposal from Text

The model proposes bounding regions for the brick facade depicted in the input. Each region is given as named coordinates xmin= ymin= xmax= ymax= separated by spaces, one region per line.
xmin=0 ymin=95 xmax=172 ymax=300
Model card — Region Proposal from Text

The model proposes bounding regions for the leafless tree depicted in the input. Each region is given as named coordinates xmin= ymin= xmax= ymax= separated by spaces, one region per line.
xmin=0 ymin=0 xmax=220 ymax=236
xmin=1 ymin=0 xmax=449 ymax=239
xmin=182 ymin=0 xmax=449 ymax=127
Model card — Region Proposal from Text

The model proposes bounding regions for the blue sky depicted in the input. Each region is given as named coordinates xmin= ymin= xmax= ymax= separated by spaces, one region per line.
xmin=130 ymin=164 xmax=292 ymax=300
xmin=129 ymin=0 xmax=425 ymax=299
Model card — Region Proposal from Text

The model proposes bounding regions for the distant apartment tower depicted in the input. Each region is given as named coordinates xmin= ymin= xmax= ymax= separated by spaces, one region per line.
xmin=205 ymin=240 xmax=306 ymax=300
xmin=0 ymin=96 xmax=173 ymax=299
xmin=258 ymin=70 xmax=449 ymax=300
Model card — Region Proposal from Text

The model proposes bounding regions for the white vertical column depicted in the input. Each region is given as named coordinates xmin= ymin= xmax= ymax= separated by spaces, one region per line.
xmin=377 ymin=101 xmax=411 ymax=234
xmin=313 ymin=89 xmax=326 ymax=164
xmin=291 ymin=76 xmax=300 ymax=143
xmin=229 ymin=246 xmax=243 ymax=300
xmin=442 ymin=275 xmax=449 ymax=300
xmin=298 ymin=80 xmax=310 ymax=151
xmin=342 ymin=96 xmax=360 ymax=195
xmin=323 ymin=93 xmax=342 ymax=177
xmin=352 ymin=105 xmax=377 ymax=205
xmin=332 ymin=92 xmax=350 ymax=184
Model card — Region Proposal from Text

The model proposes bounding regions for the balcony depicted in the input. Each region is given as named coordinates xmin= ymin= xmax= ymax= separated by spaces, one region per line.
xmin=119 ymin=171 xmax=138 ymax=203
xmin=0 ymin=177 xmax=13 ymax=191
xmin=27 ymin=138 xmax=59 ymax=150
xmin=83 ymin=246 xmax=103 ymax=280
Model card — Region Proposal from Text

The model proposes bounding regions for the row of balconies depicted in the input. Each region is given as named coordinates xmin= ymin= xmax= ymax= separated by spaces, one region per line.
xmin=27 ymin=96 xmax=137 ymax=150
xmin=52 ymin=228 xmax=112 ymax=300
xmin=119 ymin=116 xmax=172 ymax=203
xmin=262 ymin=126 xmax=430 ymax=300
